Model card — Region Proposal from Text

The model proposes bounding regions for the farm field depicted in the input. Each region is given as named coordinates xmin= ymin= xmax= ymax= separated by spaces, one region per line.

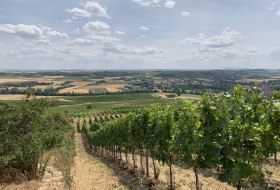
xmin=1 ymin=70 xmax=280 ymax=97
xmin=1 ymin=70 xmax=280 ymax=190
xmin=154 ymin=93 xmax=201 ymax=100
xmin=2 ymin=0 xmax=280 ymax=188
xmin=59 ymin=84 xmax=128 ymax=94
xmin=54 ymin=93 xmax=166 ymax=115
xmin=0 ymin=94 xmax=59 ymax=100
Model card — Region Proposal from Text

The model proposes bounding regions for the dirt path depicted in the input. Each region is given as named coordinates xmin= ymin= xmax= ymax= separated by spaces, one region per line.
xmin=72 ymin=133 xmax=145 ymax=190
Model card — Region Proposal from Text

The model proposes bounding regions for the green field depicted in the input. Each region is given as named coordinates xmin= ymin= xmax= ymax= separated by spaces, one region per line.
xmin=53 ymin=93 xmax=166 ymax=115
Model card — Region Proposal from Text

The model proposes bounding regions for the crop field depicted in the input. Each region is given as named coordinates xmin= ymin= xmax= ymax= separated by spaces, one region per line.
xmin=59 ymin=86 xmax=89 ymax=94
xmin=58 ymin=84 xmax=128 ymax=94
xmin=0 ymin=76 xmax=65 ymax=90
xmin=0 ymin=78 xmax=31 ymax=83
xmin=51 ymin=93 xmax=166 ymax=115
xmin=0 ymin=94 xmax=61 ymax=100
xmin=0 ymin=71 xmax=280 ymax=190
xmin=154 ymin=93 xmax=201 ymax=100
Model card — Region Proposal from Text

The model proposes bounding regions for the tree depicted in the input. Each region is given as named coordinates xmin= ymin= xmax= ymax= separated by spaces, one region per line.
xmin=0 ymin=98 xmax=69 ymax=180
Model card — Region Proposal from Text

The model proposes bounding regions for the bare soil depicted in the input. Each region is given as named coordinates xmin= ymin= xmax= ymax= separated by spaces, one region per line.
xmin=72 ymin=133 xmax=146 ymax=190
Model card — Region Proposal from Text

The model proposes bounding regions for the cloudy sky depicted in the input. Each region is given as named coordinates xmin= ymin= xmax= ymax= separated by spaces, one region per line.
xmin=0 ymin=0 xmax=280 ymax=70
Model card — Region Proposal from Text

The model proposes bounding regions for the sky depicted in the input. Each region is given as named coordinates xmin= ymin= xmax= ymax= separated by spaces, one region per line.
xmin=0 ymin=0 xmax=280 ymax=70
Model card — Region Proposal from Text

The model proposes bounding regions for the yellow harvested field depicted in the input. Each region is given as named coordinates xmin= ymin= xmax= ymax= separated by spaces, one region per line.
xmin=0 ymin=95 xmax=55 ymax=100
xmin=32 ymin=84 xmax=62 ymax=89
xmin=52 ymin=85 xmax=62 ymax=89
xmin=87 ymin=84 xmax=126 ymax=92
xmin=155 ymin=93 xmax=201 ymax=100
xmin=0 ymin=95 xmax=73 ymax=101
xmin=59 ymin=86 xmax=89 ymax=94
xmin=174 ymin=94 xmax=201 ymax=100
xmin=0 ymin=77 xmax=66 ymax=85
xmin=59 ymin=84 xmax=127 ymax=94
xmin=32 ymin=85 xmax=51 ymax=89
xmin=0 ymin=95 xmax=27 ymax=100
xmin=0 ymin=78 xmax=31 ymax=83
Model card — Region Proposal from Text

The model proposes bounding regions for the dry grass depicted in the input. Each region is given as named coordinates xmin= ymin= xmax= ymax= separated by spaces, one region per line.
xmin=0 ymin=180 xmax=41 ymax=190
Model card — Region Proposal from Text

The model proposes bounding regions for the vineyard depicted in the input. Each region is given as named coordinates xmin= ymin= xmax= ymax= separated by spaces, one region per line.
xmin=77 ymin=85 xmax=280 ymax=190
xmin=75 ymin=106 xmax=142 ymax=124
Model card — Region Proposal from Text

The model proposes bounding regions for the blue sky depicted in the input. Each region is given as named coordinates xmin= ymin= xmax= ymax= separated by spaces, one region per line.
xmin=0 ymin=0 xmax=280 ymax=70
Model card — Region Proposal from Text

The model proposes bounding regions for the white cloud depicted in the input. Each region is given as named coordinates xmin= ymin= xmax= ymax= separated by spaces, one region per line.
xmin=83 ymin=21 xmax=110 ymax=33
xmin=84 ymin=1 xmax=109 ymax=18
xmin=140 ymin=35 xmax=147 ymax=38
xmin=184 ymin=28 xmax=242 ymax=51
xmin=114 ymin=31 xmax=125 ymax=36
xmin=276 ymin=9 xmax=280 ymax=16
xmin=133 ymin=46 xmax=162 ymax=55
xmin=39 ymin=25 xmax=69 ymax=39
xmin=132 ymin=0 xmax=161 ymax=7
xmin=65 ymin=8 xmax=91 ymax=17
xmin=65 ymin=1 xmax=109 ymax=19
xmin=48 ymin=30 xmax=69 ymax=39
xmin=64 ymin=19 xmax=72 ymax=24
xmin=165 ymin=0 xmax=175 ymax=8
xmin=0 ymin=24 xmax=68 ymax=40
xmin=0 ymin=24 xmax=43 ymax=38
xmin=181 ymin=12 xmax=190 ymax=17
xmin=70 ymin=35 xmax=120 ymax=45
xmin=33 ymin=39 xmax=52 ymax=45
xmin=73 ymin=27 xmax=80 ymax=34
xmin=267 ymin=2 xmax=277 ymax=10
xmin=102 ymin=42 xmax=162 ymax=55
xmin=139 ymin=26 xmax=150 ymax=31
xmin=71 ymin=38 xmax=93 ymax=45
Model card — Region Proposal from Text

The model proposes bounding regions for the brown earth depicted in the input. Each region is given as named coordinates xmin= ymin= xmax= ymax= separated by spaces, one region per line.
xmin=72 ymin=133 xmax=146 ymax=190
